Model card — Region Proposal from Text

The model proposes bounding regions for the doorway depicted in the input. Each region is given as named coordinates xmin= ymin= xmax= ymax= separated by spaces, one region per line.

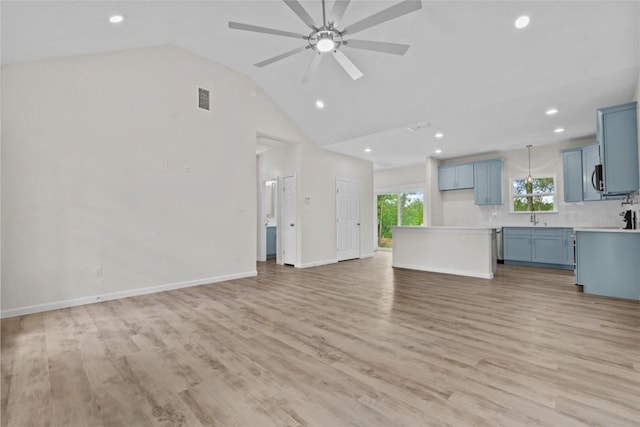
xmin=336 ymin=178 xmax=360 ymax=261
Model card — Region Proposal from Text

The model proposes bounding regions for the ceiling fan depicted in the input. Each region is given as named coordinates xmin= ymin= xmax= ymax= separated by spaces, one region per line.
xmin=229 ymin=0 xmax=422 ymax=82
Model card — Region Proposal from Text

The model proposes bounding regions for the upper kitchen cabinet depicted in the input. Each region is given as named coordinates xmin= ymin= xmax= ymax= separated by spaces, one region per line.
xmin=597 ymin=102 xmax=638 ymax=196
xmin=438 ymin=163 xmax=474 ymax=190
xmin=562 ymin=148 xmax=583 ymax=202
xmin=474 ymin=159 xmax=503 ymax=205
xmin=562 ymin=144 xmax=602 ymax=202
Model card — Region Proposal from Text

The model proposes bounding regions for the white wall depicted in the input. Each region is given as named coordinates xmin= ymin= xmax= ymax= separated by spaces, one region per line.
xmin=299 ymin=146 xmax=374 ymax=264
xmin=0 ymin=45 xmax=315 ymax=315
xmin=374 ymin=164 xmax=426 ymax=194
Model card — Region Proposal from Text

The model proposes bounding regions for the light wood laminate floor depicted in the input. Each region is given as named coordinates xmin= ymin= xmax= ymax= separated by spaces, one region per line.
xmin=2 ymin=252 xmax=639 ymax=426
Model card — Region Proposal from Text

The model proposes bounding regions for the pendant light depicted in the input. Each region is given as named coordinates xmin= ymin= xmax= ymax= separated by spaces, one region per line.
xmin=526 ymin=145 xmax=533 ymax=183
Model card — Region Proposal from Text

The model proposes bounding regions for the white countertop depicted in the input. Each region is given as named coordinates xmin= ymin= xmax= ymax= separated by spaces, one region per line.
xmin=574 ymin=227 xmax=640 ymax=233
xmin=393 ymin=225 xmax=639 ymax=233
xmin=392 ymin=226 xmax=497 ymax=234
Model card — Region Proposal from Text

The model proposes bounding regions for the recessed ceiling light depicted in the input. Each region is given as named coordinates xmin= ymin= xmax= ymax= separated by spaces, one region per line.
xmin=514 ymin=15 xmax=530 ymax=29
xmin=545 ymin=108 xmax=558 ymax=115
xmin=434 ymin=149 xmax=442 ymax=154
xmin=434 ymin=132 xmax=444 ymax=138
xmin=364 ymin=148 xmax=372 ymax=153
xmin=554 ymin=127 xmax=565 ymax=133
xmin=109 ymin=14 xmax=124 ymax=24
xmin=315 ymin=100 xmax=325 ymax=109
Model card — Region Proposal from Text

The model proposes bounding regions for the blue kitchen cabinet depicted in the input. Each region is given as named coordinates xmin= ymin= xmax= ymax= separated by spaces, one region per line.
xmin=503 ymin=227 xmax=573 ymax=269
xmin=561 ymin=144 xmax=602 ymax=202
xmin=597 ymin=102 xmax=638 ymax=196
xmin=576 ymin=230 xmax=640 ymax=300
xmin=503 ymin=228 xmax=532 ymax=262
xmin=438 ymin=166 xmax=456 ymax=190
xmin=562 ymin=148 xmax=583 ymax=202
xmin=581 ymin=144 xmax=602 ymax=201
xmin=266 ymin=226 xmax=277 ymax=259
xmin=562 ymin=229 xmax=575 ymax=266
xmin=532 ymin=229 xmax=565 ymax=264
xmin=474 ymin=159 xmax=503 ymax=205
xmin=438 ymin=163 xmax=474 ymax=190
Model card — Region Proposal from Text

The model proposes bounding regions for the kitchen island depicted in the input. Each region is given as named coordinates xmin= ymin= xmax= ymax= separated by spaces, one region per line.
xmin=392 ymin=226 xmax=497 ymax=279
xmin=575 ymin=228 xmax=640 ymax=300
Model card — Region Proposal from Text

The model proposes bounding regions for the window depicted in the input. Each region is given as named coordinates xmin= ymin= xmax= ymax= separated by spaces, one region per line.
xmin=377 ymin=191 xmax=424 ymax=248
xmin=511 ymin=177 xmax=556 ymax=212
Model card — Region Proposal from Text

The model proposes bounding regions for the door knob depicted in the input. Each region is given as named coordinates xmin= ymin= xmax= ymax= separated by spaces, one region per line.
xmin=290 ymin=223 xmax=294 ymax=227
xmin=357 ymin=223 xmax=360 ymax=226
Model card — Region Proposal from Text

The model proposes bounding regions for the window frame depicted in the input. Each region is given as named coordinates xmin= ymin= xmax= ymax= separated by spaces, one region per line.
xmin=509 ymin=175 xmax=558 ymax=213
xmin=375 ymin=189 xmax=425 ymax=249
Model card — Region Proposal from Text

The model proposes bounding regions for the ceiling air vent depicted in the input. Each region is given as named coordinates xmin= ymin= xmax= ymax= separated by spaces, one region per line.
xmin=198 ymin=87 xmax=210 ymax=110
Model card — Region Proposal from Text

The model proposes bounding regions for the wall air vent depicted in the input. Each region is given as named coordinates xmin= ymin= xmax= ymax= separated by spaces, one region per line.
xmin=198 ymin=88 xmax=210 ymax=110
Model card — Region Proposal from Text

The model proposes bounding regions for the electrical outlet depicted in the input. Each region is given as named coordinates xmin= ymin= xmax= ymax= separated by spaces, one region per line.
xmin=95 ymin=266 xmax=103 ymax=277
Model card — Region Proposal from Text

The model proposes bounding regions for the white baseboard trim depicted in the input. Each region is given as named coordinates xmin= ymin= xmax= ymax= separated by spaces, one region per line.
xmin=392 ymin=262 xmax=494 ymax=279
xmin=297 ymin=258 xmax=338 ymax=268
xmin=360 ymin=252 xmax=375 ymax=259
xmin=0 ymin=271 xmax=257 ymax=319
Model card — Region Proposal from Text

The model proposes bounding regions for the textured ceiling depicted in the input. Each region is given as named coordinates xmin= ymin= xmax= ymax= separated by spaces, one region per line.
xmin=2 ymin=1 xmax=639 ymax=168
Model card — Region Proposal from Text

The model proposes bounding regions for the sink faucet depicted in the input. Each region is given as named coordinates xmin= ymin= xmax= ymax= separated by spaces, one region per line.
xmin=530 ymin=210 xmax=539 ymax=226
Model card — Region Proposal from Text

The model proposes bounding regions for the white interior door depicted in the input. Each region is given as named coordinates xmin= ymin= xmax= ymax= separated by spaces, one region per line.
xmin=283 ymin=176 xmax=297 ymax=266
xmin=336 ymin=179 xmax=360 ymax=261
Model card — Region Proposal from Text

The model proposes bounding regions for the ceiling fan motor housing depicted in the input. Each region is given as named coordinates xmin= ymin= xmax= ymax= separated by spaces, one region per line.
xmin=309 ymin=27 xmax=343 ymax=53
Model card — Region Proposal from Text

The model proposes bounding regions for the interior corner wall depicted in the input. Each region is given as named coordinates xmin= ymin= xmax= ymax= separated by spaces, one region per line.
xmin=425 ymin=157 xmax=443 ymax=226
xmin=299 ymin=146 xmax=374 ymax=265
xmin=0 ymin=45 xmax=303 ymax=315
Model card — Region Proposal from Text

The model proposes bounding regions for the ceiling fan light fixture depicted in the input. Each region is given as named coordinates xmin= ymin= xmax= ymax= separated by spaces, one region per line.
xmin=316 ymin=36 xmax=336 ymax=52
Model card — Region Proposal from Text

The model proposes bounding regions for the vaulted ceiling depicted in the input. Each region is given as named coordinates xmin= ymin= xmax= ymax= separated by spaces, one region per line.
xmin=2 ymin=1 xmax=639 ymax=168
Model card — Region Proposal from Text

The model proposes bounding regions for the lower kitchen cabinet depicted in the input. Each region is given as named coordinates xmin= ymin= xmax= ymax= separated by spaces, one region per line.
xmin=266 ymin=226 xmax=277 ymax=259
xmin=576 ymin=230 xmax=640 ymax=300
xmin=503 ymin=227 xmax=573 ymax=269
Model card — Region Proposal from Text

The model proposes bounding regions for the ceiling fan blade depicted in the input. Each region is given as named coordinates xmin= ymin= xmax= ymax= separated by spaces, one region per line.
xmin=329 ymin=0 xmax=351 ymax=27
xmin=283 ymin=0 xmax=318 ymax=29
xmin=332 ymin=50 xmax=363 ymax=80
xmin=302 ymin=53 xmax=323 ymax=82
xmin=343 ymin=0 xmax=422 ymax=36
xmin=229 ymin=21 xmax=306 ymax=40
xmin=255 ymin=46 xmax=309 ymax=68
xmin=344 ymin=39 xmax=410 ymax=55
